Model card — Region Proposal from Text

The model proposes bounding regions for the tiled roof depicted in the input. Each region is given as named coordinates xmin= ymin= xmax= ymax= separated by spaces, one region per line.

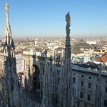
xmin=96 ymin=53 xmax=107 ymax=63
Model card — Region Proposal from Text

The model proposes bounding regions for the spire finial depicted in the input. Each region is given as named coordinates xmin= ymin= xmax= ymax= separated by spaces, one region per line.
xmin=6 ymin=0 xmax=8 ymax=3
xmin=5 ymin=0 xmax=9 ymax=14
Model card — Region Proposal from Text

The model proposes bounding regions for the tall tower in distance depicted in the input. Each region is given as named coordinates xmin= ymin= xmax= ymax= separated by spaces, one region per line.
xmin=3 ymin=0 xmax=21 ymax=107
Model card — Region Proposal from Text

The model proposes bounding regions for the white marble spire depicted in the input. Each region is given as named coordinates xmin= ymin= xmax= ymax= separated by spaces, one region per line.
xmin=2 ymin=1 xmax=21 ymax=107
xmin=5 ymin=0 xmax=9 ymax=27
xmin=5 ymin=0 xmax=12 ymax=45
xmin=3 ymin=0 xmax=15 ymax=58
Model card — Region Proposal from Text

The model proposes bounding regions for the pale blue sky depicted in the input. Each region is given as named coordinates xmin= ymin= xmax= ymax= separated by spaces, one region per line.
xmin=0 ymin=0 xmax=107 ymax=38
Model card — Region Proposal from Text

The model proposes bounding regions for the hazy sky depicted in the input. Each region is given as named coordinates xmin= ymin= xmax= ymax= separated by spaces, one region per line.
xmin=0 ymin=0 xmax=107 ymax=38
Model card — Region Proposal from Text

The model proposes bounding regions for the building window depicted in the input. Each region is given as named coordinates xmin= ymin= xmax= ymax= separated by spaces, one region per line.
xmin=87 ymin=94 xmax=90 ymax=101
xmin=89 ymin=77 xmax=91 ymax=79
xmin=43 ymin=67 xmax=44 ymax=74
xmin=58 ymin=77 xmax=60 ymax=84
xmin=57 ymin=70 xmax=60 ymax=75
xmin=81 ymin=75 xmax=84 ymax=78
xmin=73 ymin=73 xmax=75 ymax=76
xmin=88 ymin=83 xmax=91 ymax=88
xmin=73 ymin=77 xmax=75 ymax=84
xmin=105 ymin=87 xmax=107 ymax=93
xmin=80 ymin=92 xmax=83 ymax=98
xmin=104 ymin=100 xmax=107 ymax=106
xmin=81 ymin=81 xmax=84 ymax=86
xmin=96 ymin=85 xmax=98 ymax=89
xmin=50 ymin=67 xmax=52 ymax=71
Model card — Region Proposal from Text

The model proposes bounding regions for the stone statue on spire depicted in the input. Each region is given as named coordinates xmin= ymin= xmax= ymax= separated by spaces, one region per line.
xmin=5 ymin=0 xmax=9 ymax=14
xmin=66 ymin=12 xmax=71 ymax=36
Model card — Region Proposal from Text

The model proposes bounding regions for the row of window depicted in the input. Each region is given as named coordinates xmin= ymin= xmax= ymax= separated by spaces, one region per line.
xmin=73 ymin=78 xmax=92 ymax=88
xmin=80 ymin=92 xmax=107 ymax=107
xmin=81 ymin=81 xmax=107 ymax=93
xmin=73 ymin=77 xmax=107 ymax=93
xmin=80 ymin=92 xmax=90 ymax=101
xmin=81 ymin=75 xmax=91 ymax=79
xmin=81 ymin=81 xmax=91 ymax=88
xmin=73 ymin=76 xmax=92 ymax=84
xmin=80 ymin=74 xmax=107 ymax=84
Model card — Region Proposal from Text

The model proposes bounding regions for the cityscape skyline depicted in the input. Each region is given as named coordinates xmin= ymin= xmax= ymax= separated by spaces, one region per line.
xmin=0 ymin=1 xmax=107 ymax=107
xmin=0 ymin=0 xmax=107 ymax=38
